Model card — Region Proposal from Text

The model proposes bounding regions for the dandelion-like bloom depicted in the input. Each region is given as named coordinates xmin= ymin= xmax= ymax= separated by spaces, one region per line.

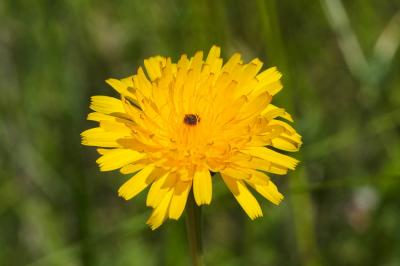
xmin=81 ymin=46 xmax=302 ymax=229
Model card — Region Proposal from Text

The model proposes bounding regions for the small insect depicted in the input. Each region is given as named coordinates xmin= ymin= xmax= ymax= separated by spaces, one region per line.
xmin=183 ymin=114 xmax=200 ymax=126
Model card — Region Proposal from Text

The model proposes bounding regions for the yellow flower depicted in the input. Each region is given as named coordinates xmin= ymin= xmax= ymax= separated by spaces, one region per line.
xmin=81 ymin=46 xmax=302 ymax=229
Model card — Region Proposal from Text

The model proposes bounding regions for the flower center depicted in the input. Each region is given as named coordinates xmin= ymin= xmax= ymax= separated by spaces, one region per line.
xmin=183 ymin=114 xmax=200 ymax=126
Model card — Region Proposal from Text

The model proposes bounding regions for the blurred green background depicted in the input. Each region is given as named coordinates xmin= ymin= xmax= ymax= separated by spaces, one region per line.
xmin=1 ymin=0 xmax=400 ymax=265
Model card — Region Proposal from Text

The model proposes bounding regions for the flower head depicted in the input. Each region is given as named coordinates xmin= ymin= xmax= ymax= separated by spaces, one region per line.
xmin=81 ymin=46 xmax=302 ymax=229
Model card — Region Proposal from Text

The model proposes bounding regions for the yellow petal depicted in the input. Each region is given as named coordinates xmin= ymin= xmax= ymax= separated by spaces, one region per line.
xmin=168 ymin=181 xmax=192 ymax=219
xmin=222 ymin=53 xmax=242 ymax=73
xmin=96 ymin=149 xmax=145 ymax=171
xmin=146 ymin=188 xmax=174 ymax=230
xmin=235 ymin=60 xmax=263 ymax=96
xmin=210 ymin=58 xmax=223 ymax=75
xmin=90 ymin=96 xmax=124 ymax=114
xmin=227 ymin=167 xmax=269 ymax=186
xmin=238 ymin=92 xmax=272 ymax=120
xmin=242 ymin=147 xmax=299 ymax=170
xmin=120 ymin=75 xmax=134 ymax=87
xmin=254 ymin=67 xmax=283 ymax=95
xmin=268 ymin=164 xmax=289 ymax=175
xmin=146 ymin=172 xmax=176 ymax=207
xmin=263 ymin=107 xmax=288 ymax=121
xmin=190 ymin=51 xmax=204 ymax=74
xmin=134 ymin=67 xmax=152 ymax=95
xmin=263 ymin=81 xmax=283 ymax=96
xmin=261 ymin=104 xmax=293 ymax=122
xmin=271 ymin=136 xmax=301 ymax=152
xmin=206 ymin=45 xmax=221 ymax=64
xmin=120 ymin=163 xmax=146 ymax=174
xmin=246 ymin=171 xmax=270 ymax=186
xmin=118 ymin=165 xmax=155 ymax=200
xmin=221 ymin=167 xmax=250 ymax=180
xmin=99 ymin=119 xmax=131 ymax=133
xmin=215 ymin=93 xmax=247 ymax=124
xmin=144 ymin=56 xmax=165 ymax=81
xmin=81 ymin=128 xmax=129 ymax=147
xmin=97 ymin=148 xmax=111 ymax=155
xmin=233 ymin=155 xmax=289 ymax=176
xmin=269 ymin=120 xmax=299 ymax=136
xmin=234 ymin=156 xmax=271 ymax=172
xmin=246 ymin=179 xmax=284 ymax=205
xmin=106 ymin=78 xmax=134 ymax=97
xmin=221 ymin=175 xmax=263 ymax=219
xmin=193 ymin=168 xmax=212 ymax=205
xmin=87 ymin=112 xmax=116 ymax=122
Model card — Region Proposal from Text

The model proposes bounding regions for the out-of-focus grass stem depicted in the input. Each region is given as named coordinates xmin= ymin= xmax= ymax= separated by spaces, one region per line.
xmin=320 ymin=0 xmax=369 ymax=81
xmin=257 ymin=1 xmax=322 ymax=265
xmin=372 ymin=11 xmax=400 ymax=76
xmin=321 ymin=0 xmax=400 ymax=102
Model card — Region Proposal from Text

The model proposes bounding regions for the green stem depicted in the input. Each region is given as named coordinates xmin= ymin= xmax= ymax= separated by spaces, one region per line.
xmin=185 ymin=191 xmax=203 ymax=266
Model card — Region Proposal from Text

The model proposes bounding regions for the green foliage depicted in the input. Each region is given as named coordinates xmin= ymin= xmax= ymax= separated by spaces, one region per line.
xmin=0 ymin=0 xmax=399 ymax=265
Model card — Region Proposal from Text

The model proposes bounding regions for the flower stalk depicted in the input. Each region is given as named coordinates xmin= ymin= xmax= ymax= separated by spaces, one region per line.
xmin=185 ymin=190 xmax=203 ymax=266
